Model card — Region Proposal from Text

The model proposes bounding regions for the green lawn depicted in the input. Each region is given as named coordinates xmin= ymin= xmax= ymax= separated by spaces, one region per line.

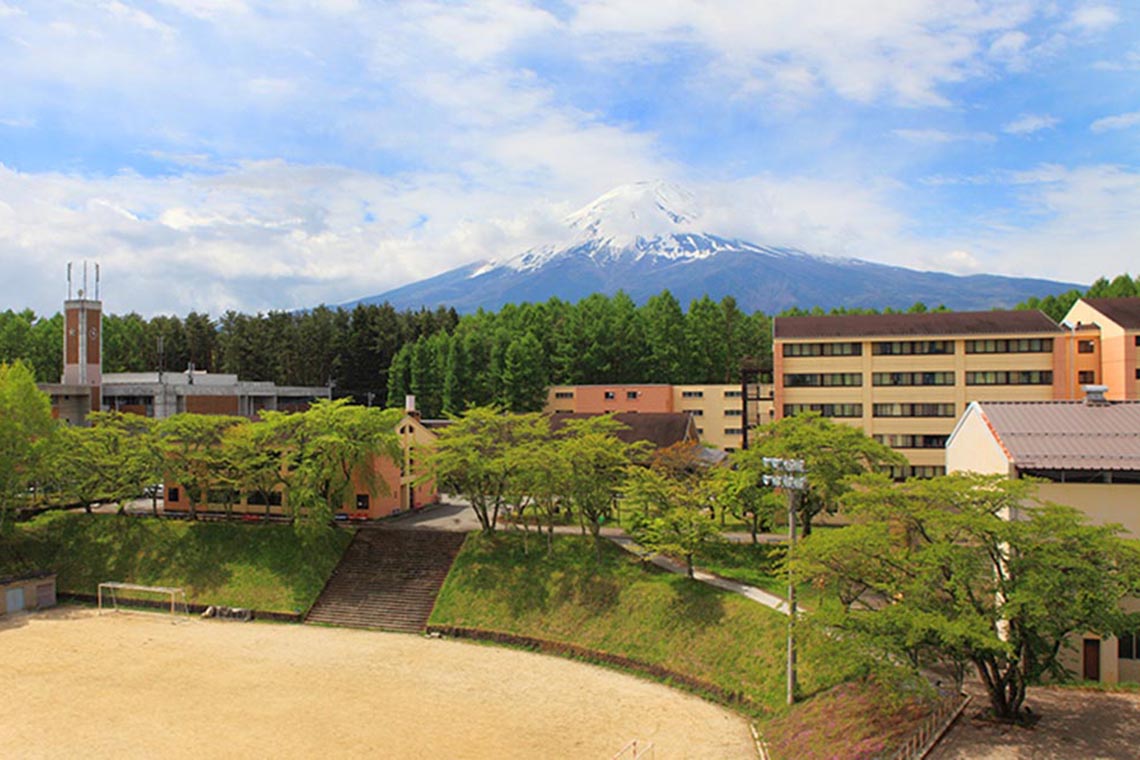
xmin=1 ymin=511 xmax=353 ymax=613
xmin=430 ymin=532 xmax=860 ymax=715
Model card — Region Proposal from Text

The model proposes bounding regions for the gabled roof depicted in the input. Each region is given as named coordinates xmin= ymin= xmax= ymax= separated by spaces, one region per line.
xmin=1079 ymin=298 xmax=1140 ymax=330
xmin=962 ymin=400 xmax=1140 ymax=471
xmin=774 ymin=310 xmax=1062 ymax=340
xmin=548 ymin=412 xmax=696 ymax=449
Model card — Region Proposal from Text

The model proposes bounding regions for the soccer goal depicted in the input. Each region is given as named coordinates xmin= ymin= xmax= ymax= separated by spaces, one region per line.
xmin=97 ymin=582 xmax=189 ymax=617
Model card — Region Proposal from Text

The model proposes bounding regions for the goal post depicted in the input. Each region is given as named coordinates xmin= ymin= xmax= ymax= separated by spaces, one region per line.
xmin=97 ymin=582 xmax=189 ymax=617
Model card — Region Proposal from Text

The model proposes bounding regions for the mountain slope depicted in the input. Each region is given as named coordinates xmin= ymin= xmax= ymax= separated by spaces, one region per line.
xmin=346 ymin=181 xmax=1081 ymax=314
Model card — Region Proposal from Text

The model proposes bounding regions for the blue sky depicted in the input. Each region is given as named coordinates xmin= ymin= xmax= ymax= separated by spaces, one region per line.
xmin=0 ymin=0 xmax=1137 ymax=316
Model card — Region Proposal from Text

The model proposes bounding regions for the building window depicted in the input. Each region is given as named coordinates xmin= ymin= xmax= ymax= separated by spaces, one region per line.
xmin=626 ymin=391 xmax=639 ymax=400
xmin=1136 ymin=369 xmax=1140 ymax=380
xmin=1119 ymin=634 xmax=1139 ymax=660
xmin=356 ymin=494 xmax=370 ymax=511
xmin=872 ymin=372 xmax=954 ymax=387
xmin=1078 ymin=340 xmax=1096 ymax=354
xmin=872 ymin=340 xmax=954 ymax=355
xmin=874 ymin=434 xmax=949 ymax=449
xmin=1135 ymin=336 xmax=1140 ymax=347
xmin=604 ymin=391 xmax=615 ymax=400
xmin=725 ymin=408 xmax=742 ymax=416
xmin=167 ymin=487 xmax=179 ymax=503
xmin=965 ymin=338 xmax=1053 ymax=354
xmin=786 ymin=373 xmax=863 ymax=387
xmin=724 ymin=428 xmax=743 ymax=435
xmin=784 ymin=403 xmax=863 ymax=418
xmin=890 ymin=465 xmax=946 ymax=480
xmin=724 ymin=390 xmax=742 ymax=398
xmin=1079 ymin=371 xmax=1096 ymax=384
xmin=696 ymin=427 xmax=704 ymax=435
xmin=554 ymin=391 xmax=574 ymax=399
xmin=966 ymin=371 xmax=1053 ymax=386
xmin=681 ymin=390 xmax=704 ymax=398
xmin=782 ymin=342 xmax=862 ymax=357
xmin=873 ymin=403 xmax=956 ymax=418
xmin=684 ymin=409 xmax=704 ymax=416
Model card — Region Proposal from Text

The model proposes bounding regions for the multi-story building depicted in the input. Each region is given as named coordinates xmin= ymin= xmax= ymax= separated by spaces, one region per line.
xmin=1063 ymin=297 xmax=1140 ymax=400
xmin=40 ymin=286 xmax=329 ymax=425
xmin=773 ymin=311 xmax=1068 ymax=477
xmin=544 ymin=382 xmax=774 ymax=451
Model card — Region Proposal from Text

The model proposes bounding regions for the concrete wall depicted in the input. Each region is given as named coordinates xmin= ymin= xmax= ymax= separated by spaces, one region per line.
xmin=945 ymin=407 xmax=1009 ymax=476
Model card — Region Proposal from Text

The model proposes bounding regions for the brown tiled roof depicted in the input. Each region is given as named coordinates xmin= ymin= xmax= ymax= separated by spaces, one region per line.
xmin=774 ymin=310 xmax=1062 ymax=340
xmin=1080 ymin=298 xmax=1140 ymax=330
xmin=974 ymin=401 xmax=1140 ymax=471
xmin=548 ymin=412 xmax=696 ymax=449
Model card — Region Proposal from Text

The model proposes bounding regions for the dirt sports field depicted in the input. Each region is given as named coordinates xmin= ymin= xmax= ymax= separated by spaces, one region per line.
xmin=1 ymin=608 xmax=755 ymax=759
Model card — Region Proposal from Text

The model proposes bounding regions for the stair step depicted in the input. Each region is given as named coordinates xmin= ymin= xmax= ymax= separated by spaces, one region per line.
xmin=304 ymin=528 xmax=466 ymax=631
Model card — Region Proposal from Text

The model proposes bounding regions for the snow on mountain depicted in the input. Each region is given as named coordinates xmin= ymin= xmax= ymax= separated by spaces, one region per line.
xmin=481 ymin=180 xmax=750 ymax=275
xmin=344 ymin=182 xmax=1083 ymax=315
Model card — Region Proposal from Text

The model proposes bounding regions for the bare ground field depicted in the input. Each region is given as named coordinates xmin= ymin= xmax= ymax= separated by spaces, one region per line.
xmin=0 ymin=607 xmax=755 ymax=760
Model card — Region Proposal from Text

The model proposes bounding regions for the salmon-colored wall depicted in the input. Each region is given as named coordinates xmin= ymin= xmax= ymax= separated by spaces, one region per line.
xmin=571 ymin=385 xmax=674 ymax=413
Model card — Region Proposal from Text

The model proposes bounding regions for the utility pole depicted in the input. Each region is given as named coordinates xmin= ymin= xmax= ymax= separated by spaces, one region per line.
xmin=763 ymin=456 xmax=806 ymax=706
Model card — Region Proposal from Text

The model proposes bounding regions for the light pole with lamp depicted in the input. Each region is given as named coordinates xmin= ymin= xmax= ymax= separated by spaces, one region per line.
xmin=763 ymin=456 xmax=806 ymax=706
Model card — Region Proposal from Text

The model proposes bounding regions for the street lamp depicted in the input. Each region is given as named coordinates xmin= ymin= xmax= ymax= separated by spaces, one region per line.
xmin=763 ymin=456 xmax=806 ymax=706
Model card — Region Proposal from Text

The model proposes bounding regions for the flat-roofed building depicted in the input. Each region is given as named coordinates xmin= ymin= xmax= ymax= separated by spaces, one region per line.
xmin=1063 ymin=297 xmax=1140 ymax=400
xmin=544 ymin=383 xmax=773 ymax=451
xmin=947 ymin=395 xmax=1140 ymax=684
xmin=774 ymin=310 xmax=1067 ymax=477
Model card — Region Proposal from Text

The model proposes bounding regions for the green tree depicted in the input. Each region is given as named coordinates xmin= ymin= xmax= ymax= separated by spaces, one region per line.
xmin=745 ymin=412 xmax=904 ymax=536
xmin=268 ymin=399 xmax=401 ymax=535
xmin=797 ymin=474 xmax=1140 ymax=721
xmin=157 ymin=413 xmax=246 ymax=520
xmin=41 ymin=413 xmax=158 ymax=515
xmin=621 ymin=456 xmax=722 ymax=577
xmin=501 ymin=333 xmax=548 ymax=412
xmin=0 ymin=361 xmax=55 ymax=534
xmin=557 ymin=414 xmax=645 ymax=560
xmin=425 ymin=407 xmax=543 ymax=534
xmin=713 ymin=452 xmax=781 ymax=543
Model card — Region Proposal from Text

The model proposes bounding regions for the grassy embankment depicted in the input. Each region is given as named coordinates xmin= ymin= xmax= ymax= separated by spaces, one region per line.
xmin=1 ymin=511 xmax=352 ymax=613
xmin=430 ymin=532 xmax=933 ymax=758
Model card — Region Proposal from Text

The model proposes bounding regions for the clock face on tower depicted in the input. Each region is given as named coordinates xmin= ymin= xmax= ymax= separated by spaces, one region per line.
xmin=89 ymin=327 xmax=98 ymax=339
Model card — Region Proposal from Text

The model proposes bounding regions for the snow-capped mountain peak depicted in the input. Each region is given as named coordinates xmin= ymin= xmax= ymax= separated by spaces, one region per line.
xmin=486 ymin=181 xmax=719 ymax=274
xmin=564 ymin=180 xmax=700 ymax=244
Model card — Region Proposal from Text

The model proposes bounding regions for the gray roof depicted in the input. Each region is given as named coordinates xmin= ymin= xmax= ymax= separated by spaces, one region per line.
xmin=1080 ymin=298 xmax=1140 ymax=330
xmin=775 ymin=310 xmax=1062 ymax=340
xmin=974 ymin=400 xmax=1140 ymax=471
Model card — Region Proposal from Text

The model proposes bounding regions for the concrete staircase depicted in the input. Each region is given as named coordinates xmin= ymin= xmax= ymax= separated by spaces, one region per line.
xmin=305 ymin=529 xmax=467 ymax=633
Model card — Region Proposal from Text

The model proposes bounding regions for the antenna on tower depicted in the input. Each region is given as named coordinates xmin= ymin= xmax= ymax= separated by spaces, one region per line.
xmin=80 ymin=261 xmax=88 ymax=299
xmin=67 ymin=262 xmax=73 ymax=299
xmin=95 ymin=263 xmax=100 ymax=300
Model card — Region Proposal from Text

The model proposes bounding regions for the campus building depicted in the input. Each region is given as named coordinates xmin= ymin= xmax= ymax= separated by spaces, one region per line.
xmin=40 ymin=280 xmax=329 ymax=425
xmin=946 ymin=394 xmax=1140 ymax=684
xmin=545 ymin=382 xmax=774 ymax=451
xmin=773 ymin=310 xmax=1071 ymax=477
xmin=1062 ymin=297 xmax=1140 ymax=400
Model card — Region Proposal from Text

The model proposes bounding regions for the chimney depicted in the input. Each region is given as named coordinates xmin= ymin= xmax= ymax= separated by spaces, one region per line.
xmin=405 ymin=394 xmax=420 ymax=419
xmin=1082 ymin=384 xmax=1109 ymax=406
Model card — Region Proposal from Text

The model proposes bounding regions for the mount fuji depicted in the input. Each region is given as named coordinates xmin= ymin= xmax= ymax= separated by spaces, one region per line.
xmin=345 ymin=181 xmax=1081 ymax=314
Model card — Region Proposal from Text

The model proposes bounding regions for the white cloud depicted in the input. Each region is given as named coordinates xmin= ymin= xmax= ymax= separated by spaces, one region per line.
xmin=1090 ymin=111 xmax=1140 ymax=133
xmin=1003 ymin=113 xmax=1058 ymax=135
xmin=1067 ymin=4 xmax=1119 ymax=33
xmin=943 ymin=249 xmax=981 ymax=272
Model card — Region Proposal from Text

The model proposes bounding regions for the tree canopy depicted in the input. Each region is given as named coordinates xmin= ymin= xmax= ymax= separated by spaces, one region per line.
xmin=796 ymin=473 xmax=1140 ymax=721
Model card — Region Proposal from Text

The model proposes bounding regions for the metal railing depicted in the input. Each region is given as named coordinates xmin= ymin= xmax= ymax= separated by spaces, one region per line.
xmin=890 ymin=693 xmax=971 ymax=760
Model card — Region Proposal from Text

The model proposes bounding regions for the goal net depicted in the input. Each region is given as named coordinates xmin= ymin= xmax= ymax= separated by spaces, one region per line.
xmin=97 ymin=582 xmax=189 ymax=617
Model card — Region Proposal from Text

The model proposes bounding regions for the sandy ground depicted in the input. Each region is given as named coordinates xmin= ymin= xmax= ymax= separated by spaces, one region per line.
xmin=0 ymin=608 xmax=755 ymax=760
xmin=928 ymin=687 xmax=1140 ymax=760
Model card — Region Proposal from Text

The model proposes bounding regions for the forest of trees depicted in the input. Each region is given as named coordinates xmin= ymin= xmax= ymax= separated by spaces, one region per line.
xmin=0 ymin=291 xmax=770 ymax=418
xmin=2 ymin=273 xmax=1135 ymax=419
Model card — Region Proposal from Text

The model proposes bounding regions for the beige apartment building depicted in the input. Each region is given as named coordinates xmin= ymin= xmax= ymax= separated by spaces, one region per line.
xmin=545 ymin=383 xmax=774 ymax=451
xmin=773 ymin=311 xmax=1068 ymax=477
